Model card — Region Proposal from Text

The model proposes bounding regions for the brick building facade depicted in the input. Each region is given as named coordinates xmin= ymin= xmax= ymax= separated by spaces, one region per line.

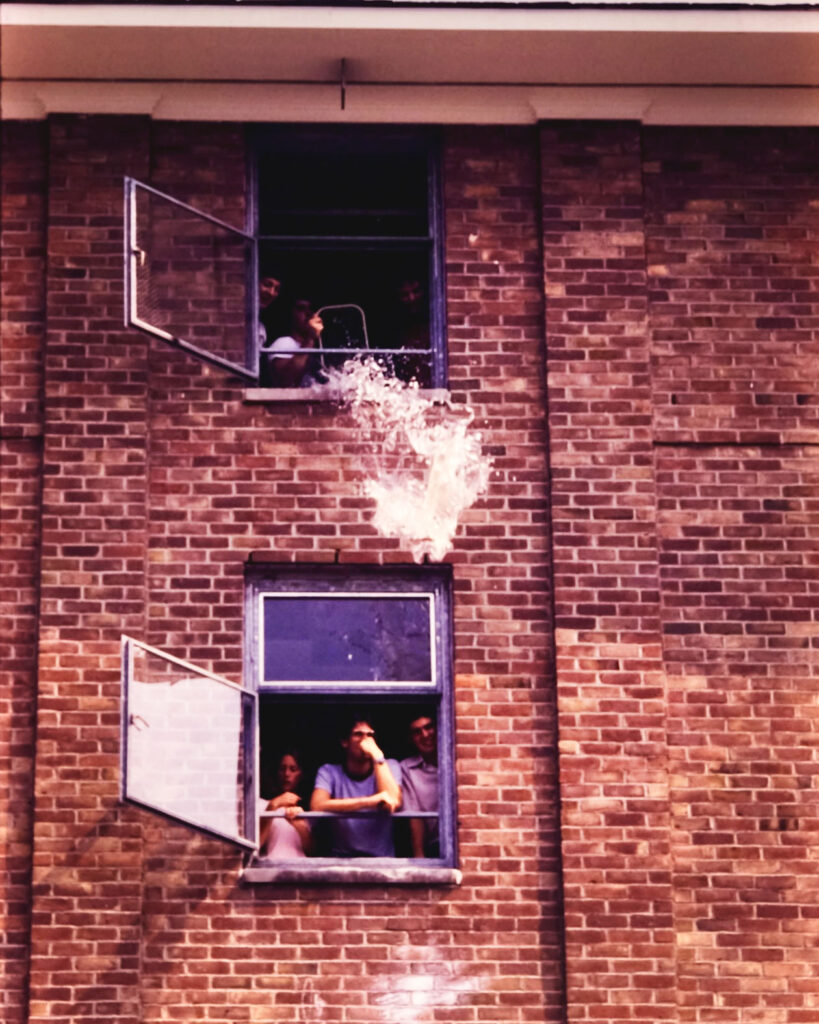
xmin=2 ymin=10 xmax=819 ymax=1024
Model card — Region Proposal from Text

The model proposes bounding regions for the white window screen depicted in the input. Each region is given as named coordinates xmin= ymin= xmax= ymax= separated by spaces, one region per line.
xmin=122 ymin=636 xmax=257 ymax=848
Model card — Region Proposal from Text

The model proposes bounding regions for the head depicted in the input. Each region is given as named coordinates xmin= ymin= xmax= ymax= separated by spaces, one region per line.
xmin=289 ymin=297 xmax=317 ymax=338
xmin=275 ymin=749 xmax=303 ymax=795
xmin=341 ymin=715 xmax=377 ymax=764
xmin=258 ymin=274 xmax=282 ymax=309
xmin=409 ymin=712 xmax=436 ymax=763
xmin=397 ymin=277 xmax=424 ymax=315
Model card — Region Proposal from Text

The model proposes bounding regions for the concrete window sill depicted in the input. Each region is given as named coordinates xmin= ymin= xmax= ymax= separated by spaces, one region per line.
xmin=244 ymin=387 xmax=451 ymax=404
xmin=242 ymin=861 xmax=463 ymax=886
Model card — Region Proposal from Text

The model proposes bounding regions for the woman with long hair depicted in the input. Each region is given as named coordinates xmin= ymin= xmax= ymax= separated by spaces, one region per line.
xmin=259 ymin=748 xmax=313 ymax=858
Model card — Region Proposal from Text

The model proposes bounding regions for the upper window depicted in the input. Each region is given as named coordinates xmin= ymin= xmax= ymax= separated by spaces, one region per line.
xmin=121 ymin=564 xmax=459 ymax=884
xmin=124 ymin=126 xmax=445 ymax=390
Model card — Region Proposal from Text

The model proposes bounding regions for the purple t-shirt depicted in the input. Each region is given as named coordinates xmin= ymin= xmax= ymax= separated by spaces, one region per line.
xmin=314 ymin=760 xmax=401 ymax=857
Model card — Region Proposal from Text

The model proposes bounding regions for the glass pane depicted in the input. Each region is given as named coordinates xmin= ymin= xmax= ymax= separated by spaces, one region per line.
xmin=131 ymin=183 xmax=253 ymax=375
xmin=124 ymin=641 xmax=254 ymax=846
xmin=258 ymin=151 xmax=428 ymax=237
xmin=262 ymin=596 xmax=432 ymax=684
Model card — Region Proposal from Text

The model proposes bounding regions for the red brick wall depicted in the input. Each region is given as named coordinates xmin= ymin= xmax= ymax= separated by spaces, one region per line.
xmin=541 ymin=121 xmax=676 ymax=1024
xmin=5 ymin=112 xmax=819 ymax=1024
xmin=3 ymin=117 xmax=564 ymax=1024
xmin=645 ymin=128 xmax=819 ymax=1024
xmin=542 ymin=121 xmax=819 ymax=1024
xmin=657 ymin=445 xmax=819 ymax=1024
xmin=646 ymin=128 xmax=819 ymax=446
xmin=27 ymin=115 xmax=151 ymax=1024
xmin=0 ymin=120 xmax=47 ymax=1024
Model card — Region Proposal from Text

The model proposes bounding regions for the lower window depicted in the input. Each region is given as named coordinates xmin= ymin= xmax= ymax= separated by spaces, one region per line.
xmin=120 ymin=563 xmax=459 ymax=884
xmin=245 ymin=562 xmax=457 ymax=881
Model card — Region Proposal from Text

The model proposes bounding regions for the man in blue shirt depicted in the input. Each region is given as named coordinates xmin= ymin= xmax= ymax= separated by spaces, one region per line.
xmin=311 ymin=716 xmax=402 ymax=857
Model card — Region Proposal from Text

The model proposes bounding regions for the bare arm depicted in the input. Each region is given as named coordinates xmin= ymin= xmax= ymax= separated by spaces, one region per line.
xmin=310 ymin=787 xmax=386 ymax=813
xmin=269 ymin=314 xmax=323 ymax=387
xmin=269 ymin=341 xmax=315 ymax=387
xmin=360 ymin=736 xmax=402 ymax=811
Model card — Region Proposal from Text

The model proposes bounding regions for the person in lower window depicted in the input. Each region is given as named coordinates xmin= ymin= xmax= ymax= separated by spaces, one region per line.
xmin=401 ymin=711 xmax=439 ymax=858
xmin=310 ymin=715 xmax=402 ymax=857
xmin=261 ymin=295 xmax=325 ymax=388
xmin=259 ymin=748 xmax=313 ymax=858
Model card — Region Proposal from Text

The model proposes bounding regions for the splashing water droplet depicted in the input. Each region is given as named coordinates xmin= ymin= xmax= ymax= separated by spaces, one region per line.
xmin=326 ymin=360 xmax=492 ymax=562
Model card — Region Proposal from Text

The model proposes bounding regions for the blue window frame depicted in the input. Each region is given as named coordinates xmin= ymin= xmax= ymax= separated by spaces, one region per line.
xmin=252 ymin=126 xmax=446 ymax=390
xmin=244 ymin=562 xmax=459 ymax=882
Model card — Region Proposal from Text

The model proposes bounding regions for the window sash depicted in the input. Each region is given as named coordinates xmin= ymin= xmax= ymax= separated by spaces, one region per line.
xmin=123 ymin=177 xmax=257 ymax=382
xmin=257 ymin=590 xmax=439 ymax=691
xmin=121 ymin=635 xmax=258 ymax=850
xmin=246 ymin=564 xmax=457 ymax=868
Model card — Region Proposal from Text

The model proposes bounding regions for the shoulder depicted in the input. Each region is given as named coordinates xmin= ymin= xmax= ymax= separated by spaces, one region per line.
xmin=314 ymin=762 xmax=340 ymax=787
xmin=401 ymin=755 xmax=424 ymax=771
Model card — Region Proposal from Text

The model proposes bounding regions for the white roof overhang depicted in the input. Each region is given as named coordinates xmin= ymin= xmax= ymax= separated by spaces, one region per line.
xmin=2 ymin=2 xmax=819 ymax=124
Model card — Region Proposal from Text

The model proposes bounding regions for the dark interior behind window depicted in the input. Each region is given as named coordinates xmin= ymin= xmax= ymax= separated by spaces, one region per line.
xmin=253 ymin=126 xmax=444 ymax=389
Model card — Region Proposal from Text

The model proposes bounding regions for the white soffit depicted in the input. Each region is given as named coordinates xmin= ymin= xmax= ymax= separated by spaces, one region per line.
xmin=2 ymin=3 xmax=819 ymax=123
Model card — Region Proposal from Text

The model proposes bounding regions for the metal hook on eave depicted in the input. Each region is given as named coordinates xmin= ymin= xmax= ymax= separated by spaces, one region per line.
xmin=340 ymin=57 xmax=347 ymax=112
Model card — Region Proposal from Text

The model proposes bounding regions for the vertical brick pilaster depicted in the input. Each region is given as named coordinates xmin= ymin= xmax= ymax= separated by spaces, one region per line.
xmin=646 ymin=127 xmax=819 ymax=1024
xmin=28 ymin=115 xmax=151 ymax=1024
xmin=0 ymin=119 xmax=47 ymax=1024
xmin=445 ymin=126 xmax=565 ymax=1022
xmin=541 ymin=121 xmax=675 ymax=1023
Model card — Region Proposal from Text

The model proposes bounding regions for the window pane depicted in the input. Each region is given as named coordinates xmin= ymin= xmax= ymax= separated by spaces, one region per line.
xmin=258 ymin=151 xmax=428 ymax=237
xmin=130 ymin=182 xmax=254 ymax=377
xmin=261 ymin=596 xmax=432 ymax=683
xmin=124 ymin=641 xmax=255 ymax=846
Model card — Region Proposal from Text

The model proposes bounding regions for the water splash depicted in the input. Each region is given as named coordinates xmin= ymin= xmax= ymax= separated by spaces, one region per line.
xmin=326 ymin=360 xmax=492 ymax=562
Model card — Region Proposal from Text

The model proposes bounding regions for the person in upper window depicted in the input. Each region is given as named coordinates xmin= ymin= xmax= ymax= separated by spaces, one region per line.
xmin=400 ymin=711 xmax=439 ymax=858
xmin=259 ymin=748 xmax=313 ymax=859
xmin=261 ymin=294 xmax=325 ymax=388
xmin=394 ymin=276 xmax=430 ymax=349
xmin=390 ymin=275 xmax=431 ymax=386
xmin=310 ymin=715 xmax=402 ymax=857
xmin=258 ymin=269 xmax=283 ymax=345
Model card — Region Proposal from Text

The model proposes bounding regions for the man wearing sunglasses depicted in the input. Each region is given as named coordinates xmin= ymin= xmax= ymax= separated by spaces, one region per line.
xmin=311 ymin=715 xmax=402 ymax=857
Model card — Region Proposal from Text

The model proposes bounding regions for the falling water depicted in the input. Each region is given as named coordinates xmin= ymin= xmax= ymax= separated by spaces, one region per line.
xmin=326 ymin=360 xmax=492 ymax=562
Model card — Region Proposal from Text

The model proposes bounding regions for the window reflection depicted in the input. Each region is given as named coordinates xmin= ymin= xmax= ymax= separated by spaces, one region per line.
xmin=262 ymin=595 xmax=432 ymax=683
